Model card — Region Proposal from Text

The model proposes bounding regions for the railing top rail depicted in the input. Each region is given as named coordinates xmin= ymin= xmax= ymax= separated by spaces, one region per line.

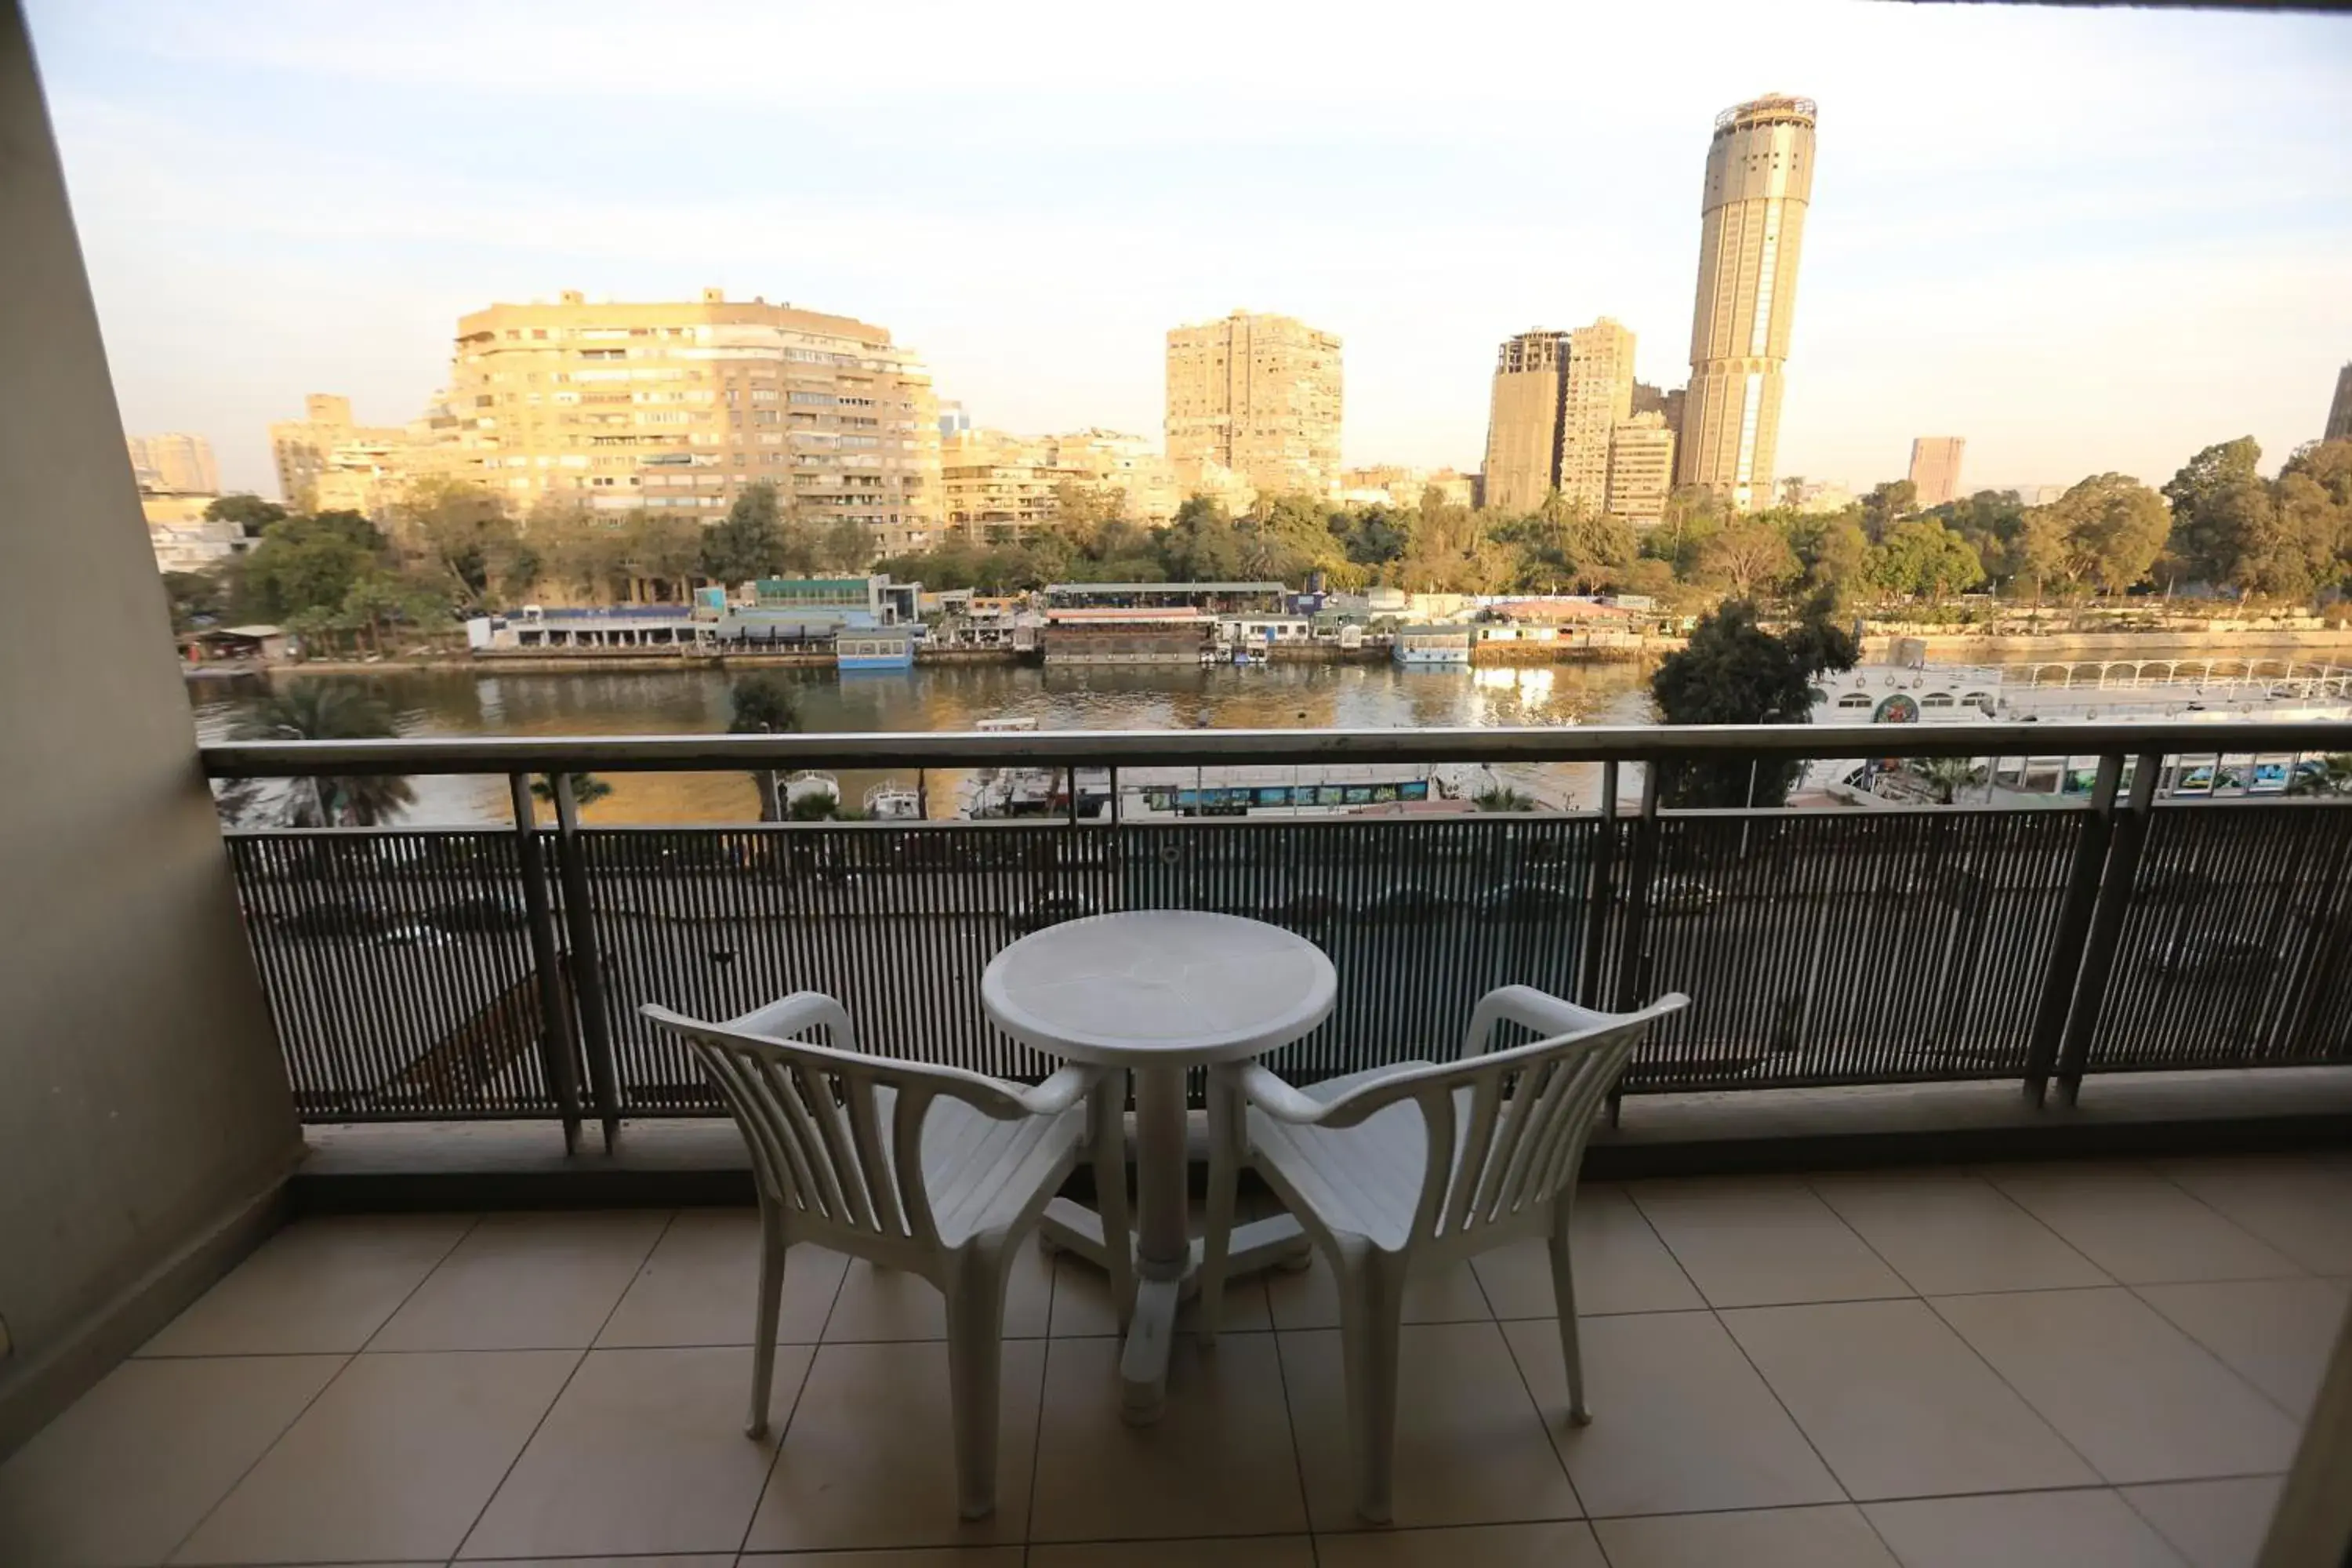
xmin=198 ymin=719 xmax=2352 ymax=779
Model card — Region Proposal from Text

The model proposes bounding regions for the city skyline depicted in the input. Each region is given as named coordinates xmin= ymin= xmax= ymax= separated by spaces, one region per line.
xmin=28 ymin=1 xmax=2352 ymax=498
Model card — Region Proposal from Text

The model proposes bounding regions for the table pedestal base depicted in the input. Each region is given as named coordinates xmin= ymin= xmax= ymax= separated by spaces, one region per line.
xmin=1038 ymin=1062 xmax=1312 ymax=1425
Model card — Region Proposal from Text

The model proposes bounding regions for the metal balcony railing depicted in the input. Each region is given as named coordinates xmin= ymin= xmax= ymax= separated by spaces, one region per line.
xmin=201 ymin=720 xmax=2352 ymax=1152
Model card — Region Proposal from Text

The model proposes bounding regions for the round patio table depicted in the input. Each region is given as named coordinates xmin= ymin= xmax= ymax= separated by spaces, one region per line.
xmin=982 ymin=909 xmax=1336 ymax=1423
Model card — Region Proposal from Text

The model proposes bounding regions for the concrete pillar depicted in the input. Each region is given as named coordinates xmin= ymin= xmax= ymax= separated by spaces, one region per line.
xmin=0 ymin=2 xmax=299 ymax=1457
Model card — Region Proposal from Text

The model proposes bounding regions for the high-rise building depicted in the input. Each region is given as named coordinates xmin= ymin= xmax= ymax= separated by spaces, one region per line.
xmin=1482 ymin=331 xmax=1568 ymax=514
xmin=1908 ymin=436 xmax=1966 ymax=510
xmin=939 ymin=426 xmax=1187 ymax=535
xmin=1165 ymin=310 xmax=1342 ymax=499
xmin=1605 ymin=413 xmax=1677 ymax=526
xmin=2327 ymin=363 xmax=2352 ymax=442
xmin=441 ymin=289 xmax=942 ymax=556
xmin=1677 ymin=94 xmax=1817 ymax=512
xmin=269 ymin=394 xmax=408 ymax=510
xmin=1632 ymin=380 xmax=1687 ymax=448
xmin=124 ymin=433 xmax=220 ymax=495
xmin=938 ymin=400 xmax=972 ymax=439
xmin=1562 ymin=318 xmax=1636 ymax=512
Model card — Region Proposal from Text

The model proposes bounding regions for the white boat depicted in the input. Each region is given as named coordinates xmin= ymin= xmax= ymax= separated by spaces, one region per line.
xmin=862 ymin=781 xmax=922 ymax=819
xmin=1117 ymin=763 xmax=1475 ymax=818
xmin=782 ymin=771 xmax=840 ymax=811
xmin=1806 ymin=657 xmax=2352 ymax=800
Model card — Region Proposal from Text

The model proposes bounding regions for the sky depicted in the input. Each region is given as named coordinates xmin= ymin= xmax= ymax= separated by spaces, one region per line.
xmin=25 ymin=0 xmax=2352 ymax=500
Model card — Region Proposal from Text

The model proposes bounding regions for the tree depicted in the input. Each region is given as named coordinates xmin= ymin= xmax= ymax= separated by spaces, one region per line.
xmin=2162 ymin=438 xmax=2270 ymax=591
xmin=700 ymin=481 xmax=789 ymax=583
xmin=1866 ymin=519 xmax=1984 ymax=602
xmin=1649 ymin=593 xmax=1859 ymax=808
xmin=728 ymin=672 xmax=802 ymax=822
xmin=162 ymin=567 xmax=230 ymax=633
xmin=238 ymin=510 xmax=387 ymax=623
xmin=817 ymin=517 xmax=873 ymax=573
xmin=1860 ymin=481 xmax=1918 ymax=541
xmin=228 ymin=681 xmax=416 ymax=826
xmin=1788 ymin=513 xmax=1870 ymax=598
xmin=2034 ymin=473 xmax=2169 ymax=595
xmin=1919 ymin=756 xmax=1986 ymax=805
xmin=526 ymin=498 xmax=633 ymax=604
xmin=205 ymin=494 xmax=288 ymax=538
xmin=528 ymin=774 xmax=615 ymax=817
xmin=1696 ymin=521 xmax=1799 ymax=600
xmin=393 ymin=478 xmax=525 ymax=613
xmin=622 ymin=511 xmax=706 ymax=602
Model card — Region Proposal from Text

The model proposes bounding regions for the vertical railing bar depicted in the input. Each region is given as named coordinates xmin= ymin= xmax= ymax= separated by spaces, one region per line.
xmin=2020 ymin=753 xmax=2122 ymax=1104
xmin=550 ymin=771 xmax=622 ymax=1146
xmin=2053 ymin=750 xmax=2164 ymax=1102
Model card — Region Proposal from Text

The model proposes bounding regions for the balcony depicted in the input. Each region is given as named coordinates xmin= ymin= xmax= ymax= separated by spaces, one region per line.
xmin=2 ymin=1151 xmax=2343 ymax=1566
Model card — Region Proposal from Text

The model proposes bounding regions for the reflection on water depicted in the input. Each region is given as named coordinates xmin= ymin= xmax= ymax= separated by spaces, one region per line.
xmin=190 ymin=661 xmax=1658 ymax=826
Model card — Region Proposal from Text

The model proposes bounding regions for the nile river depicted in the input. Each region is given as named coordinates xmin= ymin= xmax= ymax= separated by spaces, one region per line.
xmin=190 ymin=661 xmax=1658 ymax=826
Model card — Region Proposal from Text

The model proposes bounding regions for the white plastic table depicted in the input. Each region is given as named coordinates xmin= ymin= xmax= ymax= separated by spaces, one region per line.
xmin=982 ymin=909 xmax=1336 ymax=1423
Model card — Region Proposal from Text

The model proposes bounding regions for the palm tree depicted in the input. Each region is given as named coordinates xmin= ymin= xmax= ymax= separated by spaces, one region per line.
xmin=2288 ymin=753 xmax=2352 ymax=797
xmin=1473 ymin=784 xmax=1536 ymax=812
xmin=728 ymin=673 xmax=802 ymax=822
xmin=1920 ymin=756 xmax=1987 ymax=805
xmin=528 ymin=774 xmax=615 ymax=817
xmin=231 ymin=681 xmax=416 ymax=826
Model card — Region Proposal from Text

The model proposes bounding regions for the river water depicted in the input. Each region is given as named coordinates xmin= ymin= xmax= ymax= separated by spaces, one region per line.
xmin=189 ymin=661 xmax=1659 ymax=826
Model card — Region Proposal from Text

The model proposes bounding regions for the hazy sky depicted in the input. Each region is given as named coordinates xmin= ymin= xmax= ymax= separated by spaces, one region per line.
xmin=27 ymin=1 xmax=2352 ymax=499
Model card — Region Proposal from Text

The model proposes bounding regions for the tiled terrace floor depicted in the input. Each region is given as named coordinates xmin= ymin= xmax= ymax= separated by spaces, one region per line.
xmin=3 ymin=1153 xmax=2347 ymax=1568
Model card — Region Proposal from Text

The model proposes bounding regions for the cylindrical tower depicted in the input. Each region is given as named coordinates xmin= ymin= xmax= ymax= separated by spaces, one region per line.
xmin=1676 ymin=94 xmax=1815 ymax=513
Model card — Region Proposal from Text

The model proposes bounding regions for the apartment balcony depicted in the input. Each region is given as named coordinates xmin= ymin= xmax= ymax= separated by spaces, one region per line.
xmin=3 ymin=1149 xmax=2345 ymax=1567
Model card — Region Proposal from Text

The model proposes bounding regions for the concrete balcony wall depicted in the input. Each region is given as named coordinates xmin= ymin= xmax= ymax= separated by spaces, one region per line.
xmin=0 ymin=3 xmax=299 ymax=1454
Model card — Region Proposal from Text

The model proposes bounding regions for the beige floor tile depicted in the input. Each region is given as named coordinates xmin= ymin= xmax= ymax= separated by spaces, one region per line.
xmin=2134 ymin=1277 xmax=2350 ymax=1418
xmin=1279 ymin=1321 xmax=1580 ymax=1531
xmin=743 ymin=1338 xmax=1043 ymax=1551
xmin=1050 ymin=1253 xmax=1272 ymax=1337
xmin=1595 ymin=1504 xmax=1899 ymax=1568
xmin=460 ymin=1345 xmax=806 ymax=1559
xmin=172 ymin=1349 xmax=578 ymax=1564
xmin=1863 ymin=1489 xmax=2183 ymax=1568
xmin=1501 ymin=1312 xmax=1842 ymax=1518
xmin=0 ymin=1355 xmax=343 ymax=1568
xmin=2122 ymin=1475 xmax=2286 ymax=1568
xmin=1470 ymin=1189 xmax=1705 ymax=1319
xmin=823 ymin=1236 xmax=1053 ymax=1341
xmin=139 ymin=1214 xmax=475 ymax=1357
xmin=1720 ymin=1298 xmax=2096 ymax=1500
xmin=1629 ymin=1178 xmax=1910 ymax=1308
xmin=1808 ymin=1171 xmax=2111 ymax=1296
xmin=1029 ymin=1332 xmax=1306 ymax=1541
xmin=1316 ymin=1520 xmax=1607 ymax=1566
xmin=466 ymin=1559 xmax=736 ymax=1567
xmin=1029 ymin=1540 xmax=1315 ymax=1567
xmin=369 ymin=1210 xmax=670 ymax=1351
xmin=1262 ymin=1252 xmax=1490 ymax=1330
xmin=2154 ymin=1154 xmax=2352 ymax=1275
xmin=1987 ymin=1164 xmax=2303 ymax=1284
xmin=1932 ymin=1287 xmax=2302 ymax=1483
xmin=597 ymin=1212 xmax=848 ymax=1347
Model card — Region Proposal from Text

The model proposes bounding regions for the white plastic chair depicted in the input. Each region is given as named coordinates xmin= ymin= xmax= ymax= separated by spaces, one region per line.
xmin=644 ymin=993 xmax=1131 ymax=1519
xmin=1198 ymin=986 xmax=1688 ymax=1523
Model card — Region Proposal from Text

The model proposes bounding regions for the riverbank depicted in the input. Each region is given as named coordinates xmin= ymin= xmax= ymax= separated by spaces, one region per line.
xmin=1860 ymin=629 xmax=2352 ymax=663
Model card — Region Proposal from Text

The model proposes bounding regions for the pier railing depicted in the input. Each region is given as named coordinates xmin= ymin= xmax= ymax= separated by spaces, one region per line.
xmin=201 ymin=720 xmax=2352 ymax=1150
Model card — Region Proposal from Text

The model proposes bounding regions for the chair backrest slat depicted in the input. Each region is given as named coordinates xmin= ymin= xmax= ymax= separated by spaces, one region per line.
xmin=1308 ymin=994 xmax=1686 ymax=1248
xmin=644 ymin=996 xmax=1036 ymax=1252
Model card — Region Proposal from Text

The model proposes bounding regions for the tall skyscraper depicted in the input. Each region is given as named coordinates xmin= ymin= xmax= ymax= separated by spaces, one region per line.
xmin=1561 ymin=318 xmax=1636 ymax=512
xmin=1908 ymin=436 xmax=1965 ymax=509
xmin=1482 ymin=330 xmax=1567 ymax=514
xmin=441 ymin=289 xmax=942 ymax=556
xmin=1165 ymin=310 xmax=1343 ymax=499
xmin=2327 ymin=363 xmax=2352 ymax=442
xmin=1677 ymin=94 xmax=1817 ymax=512
xmin=123 ymin=433 xmax=220 ymax=495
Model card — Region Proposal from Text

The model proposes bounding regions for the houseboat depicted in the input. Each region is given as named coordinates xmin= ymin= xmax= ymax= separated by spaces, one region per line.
xmin=1393 ymin=624 xmax=1474 ymax=668
xmin=835 ymin=626 xmax=918 ymax=671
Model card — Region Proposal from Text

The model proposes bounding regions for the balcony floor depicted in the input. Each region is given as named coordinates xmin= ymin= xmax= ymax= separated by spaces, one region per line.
xmin=3 ymin=1154 xmax=2346 ymax=1568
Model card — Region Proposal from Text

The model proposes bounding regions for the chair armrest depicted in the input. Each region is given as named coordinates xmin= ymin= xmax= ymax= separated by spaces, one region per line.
xmin=1235 ymin=1063 xmax=1334 ymax=1125
xmin=1460 ymin=985 xmax=1611 ymax=1059
xmin=1010 ymin=1063 xmax=1098 ymax=1119
xmin=725 ymin=991 xmax=857 ymax=1051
